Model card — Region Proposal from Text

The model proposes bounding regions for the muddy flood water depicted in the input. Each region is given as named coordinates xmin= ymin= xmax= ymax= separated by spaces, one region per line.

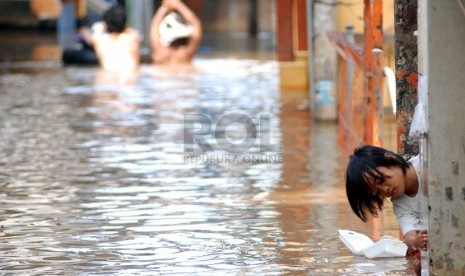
xmin=0 ymin=34 xmax=415 ymax=275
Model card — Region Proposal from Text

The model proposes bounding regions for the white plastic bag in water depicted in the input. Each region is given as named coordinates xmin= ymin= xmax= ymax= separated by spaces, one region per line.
xmin=409 ymin=75 xmax=428 ymax=137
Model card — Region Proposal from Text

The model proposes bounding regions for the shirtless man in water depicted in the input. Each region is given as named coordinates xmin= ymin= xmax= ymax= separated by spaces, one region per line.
xmin=150 ymin=0 xmax=202 ymax=65
xmin=79 ymin=5 xmax=140 ymax=72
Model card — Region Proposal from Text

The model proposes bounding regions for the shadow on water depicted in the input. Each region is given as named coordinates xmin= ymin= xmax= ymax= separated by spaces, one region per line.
xmin=0 ymin=33 xmax=415 ymax=275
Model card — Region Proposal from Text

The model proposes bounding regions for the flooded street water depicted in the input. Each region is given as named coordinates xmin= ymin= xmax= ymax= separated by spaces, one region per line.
xmin=0 ymin=31 xmax=415 ymax=275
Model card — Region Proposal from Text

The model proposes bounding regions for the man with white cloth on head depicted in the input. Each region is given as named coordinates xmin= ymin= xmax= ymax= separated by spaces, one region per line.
xmin=150 ymin=0 xmax=202 ymax=65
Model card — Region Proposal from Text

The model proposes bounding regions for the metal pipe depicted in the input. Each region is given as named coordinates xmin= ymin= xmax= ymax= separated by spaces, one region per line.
xmin=418 ymin=2 xmax=429 ymax=273
xmin=306 ymin=0 xmax=315 ymax=120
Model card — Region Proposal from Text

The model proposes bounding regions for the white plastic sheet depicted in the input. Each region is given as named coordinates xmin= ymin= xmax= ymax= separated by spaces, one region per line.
xmin=409 ymin=75 xmax=428 ymax=137
xmin=339 ymin=230 xmax=408 ymax=259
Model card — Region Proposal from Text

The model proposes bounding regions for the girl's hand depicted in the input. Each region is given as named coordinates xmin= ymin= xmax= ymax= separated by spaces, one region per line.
xmin=417 ymin=229 xmax=429 ymax=251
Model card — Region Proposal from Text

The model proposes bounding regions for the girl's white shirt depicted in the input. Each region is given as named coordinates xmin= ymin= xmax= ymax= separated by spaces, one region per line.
xmin=391 ymin=155 xmax=427 ymax=234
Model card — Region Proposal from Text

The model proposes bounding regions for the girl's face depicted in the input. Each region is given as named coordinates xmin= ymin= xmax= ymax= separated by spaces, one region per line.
xmin=366 ymin=166 xmax=406 ymax=198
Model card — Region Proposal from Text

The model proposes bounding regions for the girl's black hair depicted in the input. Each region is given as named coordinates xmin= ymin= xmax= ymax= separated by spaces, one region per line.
xmin=103 ymin=5 xmax=126 ymax=33
xmin=345 ymin=145 xmax=409 ymax=222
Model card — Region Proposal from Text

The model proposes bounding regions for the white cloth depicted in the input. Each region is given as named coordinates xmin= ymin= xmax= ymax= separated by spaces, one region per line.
xmin=391 ymin=155 xmax=427 ymax=234
xmin=158 ymin=12 xmax=193 ymax=46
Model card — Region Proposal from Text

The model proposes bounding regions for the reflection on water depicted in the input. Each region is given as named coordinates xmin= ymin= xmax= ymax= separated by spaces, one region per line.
xmin=0 ymin=59 xmax=415 ymax=275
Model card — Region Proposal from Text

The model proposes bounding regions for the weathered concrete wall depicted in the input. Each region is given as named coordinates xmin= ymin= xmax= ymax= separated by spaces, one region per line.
xmin=427 ymin=0 xmax=465 ymax=274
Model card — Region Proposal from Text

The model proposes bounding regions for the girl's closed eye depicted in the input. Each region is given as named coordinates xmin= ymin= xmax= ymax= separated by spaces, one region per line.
xmin=375 ymin=176 xmax=385 ymax=186
xmin=370 ymin=179 xmax=383 ymax=196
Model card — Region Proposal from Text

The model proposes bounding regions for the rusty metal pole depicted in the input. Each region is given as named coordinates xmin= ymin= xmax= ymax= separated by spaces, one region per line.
xmin=394 ymin=0 xmax=418 ymax=156
xmin=363 ymin=0 xmax=383 ymax=146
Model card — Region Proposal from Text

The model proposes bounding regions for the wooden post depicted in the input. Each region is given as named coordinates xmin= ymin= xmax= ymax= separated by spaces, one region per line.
xmin=363 ymin=0 xmax=383 ymax=146
xmin=294 ymin=0 xmax=307 ymax=51
xmin=276 ymin=0 xmax=294 ymax=61
xmin=248 ymin=0 xmax=258 ymax=38
xmin=187 ymin=0 xmax=203 ymax=18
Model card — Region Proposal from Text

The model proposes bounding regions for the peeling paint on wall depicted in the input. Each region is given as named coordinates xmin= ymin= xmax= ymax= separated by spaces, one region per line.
xmin=395 ymin=0 xmax=419 ymax=156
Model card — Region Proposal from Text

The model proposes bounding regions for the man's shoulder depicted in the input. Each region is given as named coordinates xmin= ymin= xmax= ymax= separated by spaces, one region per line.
xmin=124 ymin=28 xmax=140 ymax=36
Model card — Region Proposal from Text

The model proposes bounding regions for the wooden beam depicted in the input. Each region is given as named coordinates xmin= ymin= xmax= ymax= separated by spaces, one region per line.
xmin=295 ymin=0 xmax=307 ymax=51
xmin=276 ymin=0 xmax=294 ymax=61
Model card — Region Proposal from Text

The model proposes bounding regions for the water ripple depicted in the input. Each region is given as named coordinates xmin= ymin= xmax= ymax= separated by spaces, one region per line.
xmin=0 ymin=60 xmax=415 ymax=275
